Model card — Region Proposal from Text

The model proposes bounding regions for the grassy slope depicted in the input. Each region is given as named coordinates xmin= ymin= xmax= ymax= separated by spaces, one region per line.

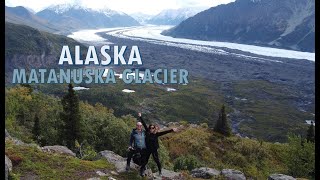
xmin=161 ymin=125 xmax=289 ymax=179
xmin=4 ymin=86 xmax=313 ymax=179
xmin=5 ymin=140 xmax=144 ymax=180
xmin=5 ymin=125 xmax=291 ymax=180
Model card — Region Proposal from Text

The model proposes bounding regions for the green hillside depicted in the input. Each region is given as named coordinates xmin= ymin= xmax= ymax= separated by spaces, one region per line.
xmin=5 ymin=22 xmax=86 ymax=57
xmin=32 ymin=76 xmax=313 ymax=143
xmin=5 ymin=85 xmax=315 ymax=179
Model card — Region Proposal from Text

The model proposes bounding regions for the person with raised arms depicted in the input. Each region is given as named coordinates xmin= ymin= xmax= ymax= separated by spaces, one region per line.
xmin=138 ymin=112 xmax=178 ymax=176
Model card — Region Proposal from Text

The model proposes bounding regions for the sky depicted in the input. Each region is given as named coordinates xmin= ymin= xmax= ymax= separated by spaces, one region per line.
xmin=5 ymin=0 xmax=235 ymax=15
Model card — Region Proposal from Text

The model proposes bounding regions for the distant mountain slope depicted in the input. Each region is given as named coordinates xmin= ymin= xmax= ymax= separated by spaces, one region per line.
xmin=5 ymin=6 xmax=60 ymax=33
xmin=5 ymin=22 xmax=86 ymax=75
xmin=163 ymin=0 xmax=315 ymax=52
xmin=130 ymin=12 xmax=153 ymax=25
xmin=36 ymin=4 xmax=140 ymax=31
xmin=147 ymin=7 xmax=207 ymax=25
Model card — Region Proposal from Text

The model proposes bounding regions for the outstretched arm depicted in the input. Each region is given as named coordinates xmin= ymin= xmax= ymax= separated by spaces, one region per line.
xmin=138 ymin=113 xmax=149 ymax=132
xmin=157 ymin=127 xmax=178 ymax=136
xmin=157 ymin=129 xmax=174 ymax=136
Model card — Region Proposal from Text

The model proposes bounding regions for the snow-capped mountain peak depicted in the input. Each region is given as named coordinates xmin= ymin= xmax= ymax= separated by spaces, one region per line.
xmin=47 ymin=4 xmax=89 ymax=14
xmin=147 ymin=7 xmax=208 ymax=25
xmin=96 ymin=7 xmax=124 ymax=17
xmin=36 ymin=3 xmax=140 ymax=29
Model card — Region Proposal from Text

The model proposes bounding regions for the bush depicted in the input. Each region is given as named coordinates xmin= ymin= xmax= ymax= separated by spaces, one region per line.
xmin=174 ymin=155 xmax=202 ymax=171
xmin=179 ymin=120 xmax=189 ymax=126
xmin=96 ymin=119 xmax=131 ymax=156
xmin=75 ymin=140 xmax=97 ymax=161
xmin=200 ymin=123 xmax=209 ymax=128
xmin=284 ymin=134 xmax=315 ymax=178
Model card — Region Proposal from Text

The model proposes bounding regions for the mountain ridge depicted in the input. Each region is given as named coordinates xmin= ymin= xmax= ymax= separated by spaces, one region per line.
xmin=163 ymin=0 xmax=315 ymax=52
xmin=5 ymin=6 xmax=61 ymax=33
xmin=36 ymin=4 xmax=140 ymax=31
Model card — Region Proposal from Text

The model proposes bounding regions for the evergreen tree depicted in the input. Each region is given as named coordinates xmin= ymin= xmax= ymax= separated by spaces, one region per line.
xmin=60 ymin=84 xmax=82 ymax=149
xmin=32 ymin=115 xmax=41 ymax=142
xmin=306 ymin=121 xmax=315 ymax=143
xmin=214 ymin=105 xmax=232 ymax=136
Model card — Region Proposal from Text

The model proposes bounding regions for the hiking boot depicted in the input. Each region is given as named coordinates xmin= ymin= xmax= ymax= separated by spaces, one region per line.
xmin=159 ymin=171 xmax=162 ymax=176
xmin=125 ymin=164 xmax=130 ymax=171
xmin=140 ymin=168 xmax=145 ymax=177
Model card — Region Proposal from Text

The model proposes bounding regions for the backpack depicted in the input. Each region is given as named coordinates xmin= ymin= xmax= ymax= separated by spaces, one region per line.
xmin=132 ymin=151 xmax=142 ymax=165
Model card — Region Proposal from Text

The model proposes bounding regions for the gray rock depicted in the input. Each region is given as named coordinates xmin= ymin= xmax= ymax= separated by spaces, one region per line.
xmin=143 ymin=168 xmax=154 ymax=179
xmin=5 ymin=155 xmax=13 ymax=180
xmin=96 ymin=170 xmax=108 ymax=176
xmin=221 ymin=169 xmax=246 ymax=180
xmin=110 ymin=171 xmax=119 ymax=176
xmin=10 ymin=138 xmax=26 ymax=146
xmin=5 ymin=164 xmax=8 ymax=180
xmin=41 ymin=145 xmax=76 ymax=157
xmin=5 ymin=129 xmax=11 ymax=138
xmin=5 ymin=155 xmax=12 ymax=172
xmin=153 ymin=169 xmax=185 ymax=180
xmin=268 ymin=174 xmax=296 ymax=180
xmin=5 ymin=135 xmax=41 ymax=150
xmin=191 ymin=167 xmax=221 ymax=179
xmin=98 ymin=150 xmax=139 ymax=173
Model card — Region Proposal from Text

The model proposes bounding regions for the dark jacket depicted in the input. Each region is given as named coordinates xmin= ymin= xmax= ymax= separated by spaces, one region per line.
xmin=139 ymin=117 xmax=173 ymax=151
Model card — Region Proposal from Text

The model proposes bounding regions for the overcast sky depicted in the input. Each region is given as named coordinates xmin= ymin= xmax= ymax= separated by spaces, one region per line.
xmin=5 ymin=0 xmax=235 ymax=15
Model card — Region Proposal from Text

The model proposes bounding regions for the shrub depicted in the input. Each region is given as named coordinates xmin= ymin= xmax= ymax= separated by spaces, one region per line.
xmin=174 ymin=155 xmax=202 ymax=171
xmin=75 ymin=140 xmax=97 ymax=161
xmin=179 ymin=120 xmax=189 ymax=126
xmin=284 ymin=134 xmax=315 ymax=178
xmin=200 ymin=123 xmax=209 ymax=128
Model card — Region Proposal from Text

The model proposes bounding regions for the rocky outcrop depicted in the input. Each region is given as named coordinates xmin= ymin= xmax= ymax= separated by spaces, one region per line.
xmin=5 ymin=130 xmax=41 ymax=150
xmin=5 ymin=129 xmax=11 ymax=138
xmin=41 ymin=145 xmax=76 ymax=157
xmin=268 ymin=174 xmax=296 ymax=180
xmin=153 ymin=169 xmax=185 ymax=180
xmin=191 ymin=167 xmax=221 ymax=179
xmin=5 ymin=165 xmax=8 ymax=180
xmin=5 ymin=155 xmax=13 ymax=180
xmin=97 ymin=150 xmax=139 ymax=173
xmin=221 ymin=169 xmax=246 ymax=180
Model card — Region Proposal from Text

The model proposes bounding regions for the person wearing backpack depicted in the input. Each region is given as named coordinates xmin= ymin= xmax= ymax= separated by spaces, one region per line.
xmin=126 ymin=121 xmax=148 ymax=177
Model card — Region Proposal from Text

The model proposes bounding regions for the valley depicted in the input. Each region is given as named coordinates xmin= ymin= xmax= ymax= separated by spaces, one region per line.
xmin=64 ymin=26 xmax=315 ymax=142
xmin=5 ymin=1 xmax=315 ymax=179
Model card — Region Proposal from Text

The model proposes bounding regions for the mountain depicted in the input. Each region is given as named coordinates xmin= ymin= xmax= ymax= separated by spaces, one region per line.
xmin=5 ymin=22 xmax=87 ymax=78
xmin=163 ymin=0 xmax=315 ymax=52
xmin=147 ymin=7 xmax=207 ymax=25
xmin=130 ymin=12 xmax=153 ymax=25
xmin=36 ymin=4 xmax=140 ymax=31
xmin=5 ymin=6 xmax=60 ymax=33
